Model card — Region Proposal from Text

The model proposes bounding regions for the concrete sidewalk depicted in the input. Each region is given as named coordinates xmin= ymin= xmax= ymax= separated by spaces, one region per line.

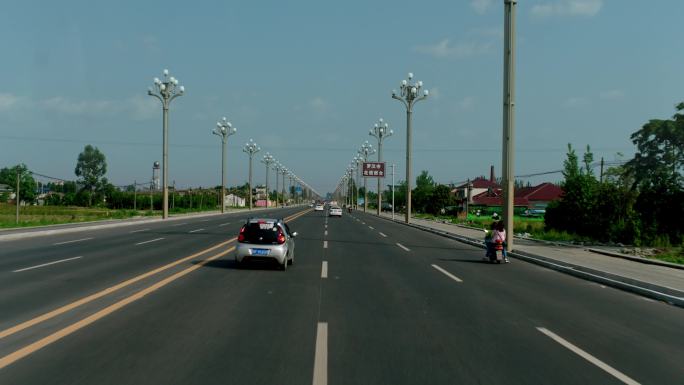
xmin=371 ymin=211 xmax=684 ymax=307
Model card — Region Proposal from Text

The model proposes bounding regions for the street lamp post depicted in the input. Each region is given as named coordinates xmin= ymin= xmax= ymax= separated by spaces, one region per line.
xmin=243 ymin=139 xmax=261 ymax=210
xmin=148 ymin=69 xmax=185 ymax=219
xmin=392 ymin=72 xmax=428 ymax=224
xmin=358 ymin=141 xmax=376 ymax=213
xmin=213 ymin=117 xmax=237 ymax=213
xmin=262 ymin=153 xmax=275 ymax=208
xmin=280 ymin=166 xmax=288 ymax=207
xmin=353 ymin=156 xmax=362 ymax=210
xmin=369 ymin=118 xmax=393 ymax=215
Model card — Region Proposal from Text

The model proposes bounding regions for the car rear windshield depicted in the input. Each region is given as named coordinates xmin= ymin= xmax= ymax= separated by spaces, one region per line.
xmin=242 ymin=222 xmax=282 ymax=244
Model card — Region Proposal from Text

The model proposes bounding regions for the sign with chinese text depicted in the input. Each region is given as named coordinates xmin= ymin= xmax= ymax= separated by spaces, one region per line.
xmin=362 ymin=162 xmax=386 ymax=178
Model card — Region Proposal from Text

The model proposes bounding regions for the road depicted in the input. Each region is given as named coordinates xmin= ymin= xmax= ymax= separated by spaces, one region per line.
xmin=0 ymin=208 xmax=682 ymax=384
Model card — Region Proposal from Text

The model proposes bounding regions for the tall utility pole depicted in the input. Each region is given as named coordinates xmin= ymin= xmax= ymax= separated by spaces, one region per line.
xmin=370 ymin=118 xmax=393 ymax=216
xmin=15 ymin=166 xmax=20 ymax=225
xmin=391 ymin=163 xmax=395 ymax=221
xmin=213 ymin=117 xmax=237 ymax=213
xmin=133 ymin=180 xmax=137 ymax=211
xmin=392 ymin=73 xmax=428 ymax=224
xmin=274 ymin=162 xmax=281 ymax=208
xmin=243 ymin=139 xmax=261 ymax=210
xmin=262 ymin=153 xmax=275 ymax=208
xmin=502 ymin=0 xmax=517 ymax=251
xmin=148 ymin=69 xmax=184 ymax=219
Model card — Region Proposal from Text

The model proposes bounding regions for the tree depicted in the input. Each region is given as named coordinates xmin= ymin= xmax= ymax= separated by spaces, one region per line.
xmin=427 ymin=184 xmax=454 ymax=215
xmin=413 ymin=170 xmax=435 ymax=213
xmin=75 ymin=145 xmax=107 ymax=206
xmin=0 ymin=164 xmax=37 ymax=203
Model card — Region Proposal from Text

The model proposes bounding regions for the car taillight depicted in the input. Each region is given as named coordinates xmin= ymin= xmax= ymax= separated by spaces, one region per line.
xmin=277 ymin=232 xmax=286 ymax=244
xmin=238 ymin=226 xmax=246 ymax=243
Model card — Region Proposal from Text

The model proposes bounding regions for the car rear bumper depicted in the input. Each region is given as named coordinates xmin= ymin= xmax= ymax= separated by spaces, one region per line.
xmin=235 ymin=243 xmax=288 ymax=264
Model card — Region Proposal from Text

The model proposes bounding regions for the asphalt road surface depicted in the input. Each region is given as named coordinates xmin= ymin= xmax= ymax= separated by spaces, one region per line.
xmin=0 ymin=208 xmax=682 ymax=384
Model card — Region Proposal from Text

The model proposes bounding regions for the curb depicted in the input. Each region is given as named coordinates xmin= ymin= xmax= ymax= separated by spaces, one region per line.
xmin=366 ymin=211 xmax=684 ymax=308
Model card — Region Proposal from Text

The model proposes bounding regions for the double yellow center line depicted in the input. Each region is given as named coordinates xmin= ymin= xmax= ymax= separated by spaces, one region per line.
xmin=0 ymin=209 xmax=311 ymax=370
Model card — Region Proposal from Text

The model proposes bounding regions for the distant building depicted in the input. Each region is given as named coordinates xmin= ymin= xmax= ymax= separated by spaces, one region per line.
xmin=471 ymin=182 xmax=563 ymax=210
xmin=0 ymin=184 xmax=11 ymax=193
xmin=225 ymin=194 xmax=246 ymax=207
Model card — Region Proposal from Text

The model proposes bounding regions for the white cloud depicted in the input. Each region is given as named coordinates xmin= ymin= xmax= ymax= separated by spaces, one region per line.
xmin=415 ymin=38 xmax=494 ymax=58
xmin=309 ymin=97 xmax=329 ymax=111
xmin=471 ymin=0 xmax=494 ymax=14
xmin=563 ymin=96 xmax=589 ymax=108
xmin=0 ymin=93 xmax=20 ymax=111
xmin=599 ymin=89 xmax=625 ymax=100
xmin=458 ymin=96 xmax=476 ymax=110
xmin=41 ymin=97 xmax=114 ymax=115
xmin=531 ymin=0 xmax=603 ymax=18
xmin=429 ymin=87 xmax=441 ymax=100
xmin=125 ymin=95 xmax=159 ymax=120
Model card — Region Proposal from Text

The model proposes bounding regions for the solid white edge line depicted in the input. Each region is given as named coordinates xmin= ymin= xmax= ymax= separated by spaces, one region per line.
xmin=218 ymin=222 xmax=231 ymax=227
xmin=129 ymin=228 xmax=150 ymax=233
xmin=379 ymin=232 xmax=387 ymax=237
xmin=396 ymin=242 xmax=410 ymax=252
xmin=12 ymin=256 xmax=83 ymax=273
xmin=171 ymin=222 xmax=187 ymax=227
xmin=189 ymin=228 xmax=205 ymax=233
xmin=536 ymin=327 xmax=641 ymax=385
xmin=323 ymin=240 xmax=328 ymax=249
xmin=312 ymin=322 xmax=328 ymax=385
xmin=53 ymin=237 xmax=93 ymax=246
xmin=431 ymin=264 xmax=463 ymax=283
xmin=135 ymin=237 xmax=165 ymax=246
xmin=321 ymin=261 xmax=328 ymax=278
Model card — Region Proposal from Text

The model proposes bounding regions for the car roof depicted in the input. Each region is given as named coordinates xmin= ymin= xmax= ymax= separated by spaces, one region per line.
xmin=246 ymin=218 xmax=283 ymax=224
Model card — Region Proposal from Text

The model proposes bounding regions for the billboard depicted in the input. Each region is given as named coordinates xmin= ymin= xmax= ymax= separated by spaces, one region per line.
xmin=362 ymin=162 xmax=386 ymax=178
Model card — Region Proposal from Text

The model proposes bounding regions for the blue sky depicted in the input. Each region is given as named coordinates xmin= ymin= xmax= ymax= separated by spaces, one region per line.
xmin=1 ymin=0 xmax=683 ymax=193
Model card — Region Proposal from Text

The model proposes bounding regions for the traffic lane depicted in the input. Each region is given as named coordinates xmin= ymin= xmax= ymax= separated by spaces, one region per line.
xmin=0 ymin=206 xmax=300 ymax=273
xmin=322 ymin=212 xmax=628 ymax=385
xmin=0 ymin=208 xmax=304 ymax=330
xmin=0 ymin=210 xmax=324 ymax=385
xmin=0 ymin=207 xmax=297 ymax=259
xmin=352 ymin=211 xmax=684 ymax=383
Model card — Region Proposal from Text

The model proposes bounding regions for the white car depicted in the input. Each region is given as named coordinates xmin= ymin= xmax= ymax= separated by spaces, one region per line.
xmin=328 ymin=206 xmax=342 ymax=217
xmin=314 ymin=204 xmax=325 ymax=211
xmin=235 ymin=218 xmax=297 ymax=270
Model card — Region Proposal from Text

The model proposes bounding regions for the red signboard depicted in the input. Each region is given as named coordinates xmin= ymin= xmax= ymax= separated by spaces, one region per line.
xmin=362 ymin=162 xmax=386 ymax=178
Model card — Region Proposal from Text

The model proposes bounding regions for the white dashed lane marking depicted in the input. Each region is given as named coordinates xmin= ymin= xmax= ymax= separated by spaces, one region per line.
xmin=13 ymin=256 xmax=83 ymax=273
xmin=431 ymin=264 xmax=463 ymax=283
xmin=537 ymin=327 xmax=641 ymax=385
xmin=53 ymin=238 xmax=93 ymax=246
xmin=396 ymin=243 xmax=410 ymax=252
xmin=135 ymin=238 xmax=165 ymax=246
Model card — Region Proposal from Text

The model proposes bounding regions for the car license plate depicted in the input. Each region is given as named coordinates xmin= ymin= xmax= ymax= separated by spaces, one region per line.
xmin=252 ymin=248 xmax=269 ymax=256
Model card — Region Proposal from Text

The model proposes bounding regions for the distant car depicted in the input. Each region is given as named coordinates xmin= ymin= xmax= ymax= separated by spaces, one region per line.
xmin=523 ymin=209 xmax=546 ymax=217
xmin=329 ymin=206 xmax=342 ymax=217
xmin=235 ymin=218 xmax=297 ymax=270
xmin=314 ymin=204 xmax=325 ymax=211
xmin=381 ymin=202 xmax=393 ymax=212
